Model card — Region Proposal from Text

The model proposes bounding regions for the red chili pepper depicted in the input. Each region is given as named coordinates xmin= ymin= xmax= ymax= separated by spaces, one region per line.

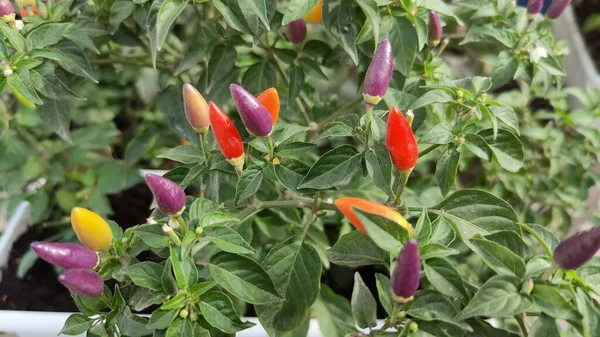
xmin=386 ymin=107 xmax=418 ymax=172
xmin=208 ymin=101 xmax=245 ymax=172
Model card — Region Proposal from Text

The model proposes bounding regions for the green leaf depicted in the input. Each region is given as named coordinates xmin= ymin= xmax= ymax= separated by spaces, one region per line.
xmin=239 ymin=0 xmax=270 ymax=30
xmin=288 ymin=65 xmax=305 ymax=104
xmin=148 ymin=309 xmax=178 ymax=330
xmin=161 ymin=293 xmax=187 ymax=310
xmin=325 ymin=230 xmax=388 ymax=267
xmin=181 ymin=231 xmax=196 ymax=258
xmin=200 ymin=291 xmax=254 ymax=333
xmin=529 ymin=315 xmax=560 ymax=337
xmin=434 ymin=189 xmax=518 ymax=240
xmin=420 ymin=0 xmax=463 ymax=24
xmin=532 ymin=284 xmax=581 ymax=321
xmin=404 ymin=290 xmax=472 ymax=331
xmin=189 ymin=198 xmax=220 ymax=223
xmin=354 ymin=208 xmax=409 ymax=255
xmin=355 ymin=0 xmax=379 ymax=46
xmin=242 ymin=62 xmax=277 ymax=95
xmin=30 ymin=68 xmax=84 ymax=101
xmin=235 ymin=166 xmax=263 ymax=205
xmin=489 ymin=106 xmax=519 ymax=136
xmin=298 ymin=57 xmax=328 ymax=80
xmin=38 ymin=97 xmax=71 ymax=141
xmin=298 ymin=145 xmax=361 ymax=189
xmin=162 ymin=260 xmax=177 ymax=294
xmin=375 ymin=274 xmax=393 ymax=315
xmin=212 ymin=0 xmax=253 ymax=36
xmin=31 ymin=48 xmax=97 ymax=83
xmin=389 ymin=16 xmax=418 ymax=76
xmin=276 ymin=142 xmax=316 ymax=158
xmin=110 ymin=0 xmax=136 ymax=32
xmin=479 ymin=129 xmax=524 ymax=172
xmin=435 ymin=148 xmax=460 ymax=197
xmin=313 ymin=285 xmax=356 ymax=337
xmin=202 ymin=225 xmax=255 ymax=255
xmin=207 ymin=45 xmax=238 ymax=91
xmin=256 ymin=236 xmax=321 ymax=335
xmin=484 ymin=230 xmax=530 ymax=261
xmin=469 ymin=235 xmax=526 ymax=278
xmin=365 ymin=145 xmax=393 ymax=195
xmin=157 ymin=144 xmax=204 ymax=164
xmin=281 ymin=0 xmax=319 ymax=25
xmin=135 ymin=224 xmax=170 ymax=249
xmin=115 ymin=307 xmax=151 ymax=337
xmin=0 ymin=21 xmax=26 ymax=52
xmin=576 ymin=288 xmax=600 ymax=337
xmin=157 ymin=85 xmax=199 ymax=145
xmin=125 ymin=127 xmax=159 ymax=167
xmin=420 ymin=123 xmax=456 ymax=144
xmin=464 ymin=133 xmax=491 ymax=160
xmin=148 ymin=0 xmax=189 ymax=67
xmin=490 ymin=51 xmax=518 ymax=90
xmin=415 ymin=209 xmax=433 ymax=245
xmin=351 ymin=272 xmax=377 ymax=329
xmin=322 ymin=0 xmax=359 ymax=64
xmin=166 ymin=318 xmax=194 ymax=337
xmin=176 ymin=30 xmax=213 ymax=75
xmin=419 ymin=243 xmax=459 ymax=261
xmin=410 ymin=89 xmax=453 ymax=110
xmin=456 ymin=274 xmax=533 ymax=320
xmin=125 ymin=261 xmax=165 ymax=291
xmin=27 ymin=22 xmax=70 ymax=49
xmin=199 ymin=212 xmax=240 ymax=228
xmin=60 ymin=314 xmax=94 ymax=335
xmin=208 ymin=252 xmax=281 ymax=304
xmin=170 ymin=245 xmax=192 ymax=290
xmin=423 ymin=258 xmax=468 ymax=300
xmin=6 ymin=73 xmax=43 ymax=105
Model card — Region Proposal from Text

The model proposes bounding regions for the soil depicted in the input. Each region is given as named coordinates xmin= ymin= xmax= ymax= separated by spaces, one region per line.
xmin=572 ymin=0 xmax=600 ymax=71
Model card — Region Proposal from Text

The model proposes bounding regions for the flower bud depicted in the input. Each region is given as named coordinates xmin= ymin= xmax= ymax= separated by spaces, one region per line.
xmin=145 ymin=174 xmax=186 ymax=216
xmin=0 ymin=0 xmax=15 ymax=17
xmin=71 ymin=207 xmax=113 ymax=251
xmin=520 ymin=278 xmax=534 ymax=296
xmin=409 ymin=322 xmax=419 ymax=332
xmin=287 ymin=19 xmax=307 ymax=44
xmin=31 ymin=242 xmax=99 ymax=270
xmin=304 ymin=0 xmax=322 ymax=23
xmin=553 ymin=227 xmax=600 ymax=270
xmin=391 ymin=240 xmax=420 ymax=302
xmin=257 ymin=87 xmax=280 ymax=126
xmin=230 ymin=84 xmax=273 ymax=137
xmin=183 ymin=83 xmax=210 ymax=134
xmin=527 ymin=0 xmax=544 ymax=15
xmin=363 ymin=39 xmax=393 ymax=106
xmin=179 ymin=309 xmax=189 ymax=318
xmin=428 ymin=11 xmax=442 ymax=47
xmin=546 ymin=0 xmax=571 ymax=20
xmin=59 ymin=269 xmax=104 ymax=297
xmin=334 ymin=197 xmax=413 ymax=235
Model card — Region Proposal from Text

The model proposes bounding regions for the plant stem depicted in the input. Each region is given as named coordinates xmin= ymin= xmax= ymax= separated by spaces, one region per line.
xmin=515 ymin=313 xmax=528 ymax=336
xmin=199 ymin=132 xmax=210 ymax=163
xmin=174 ymin=216 xmax=188 ymax=236
xmin=364 ymin=104 xmax=374 ymax=148
xmin=267 ymin=135 xmax=275 ymax=161
xmin=394 ymin=170 xmax=411 ymax=207
xmin=418 ymin=144 xmax=441 ymax=158
xmin=91 ymin=58 xmax=172 ymax=71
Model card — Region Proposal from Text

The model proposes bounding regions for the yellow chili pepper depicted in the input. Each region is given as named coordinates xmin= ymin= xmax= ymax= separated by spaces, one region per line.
xmin=70 ymin=207 xmax=113 ymax=251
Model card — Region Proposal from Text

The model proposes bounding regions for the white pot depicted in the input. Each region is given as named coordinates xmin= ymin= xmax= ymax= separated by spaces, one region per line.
xmin=0 ymin=201 xmax=31 ymax=283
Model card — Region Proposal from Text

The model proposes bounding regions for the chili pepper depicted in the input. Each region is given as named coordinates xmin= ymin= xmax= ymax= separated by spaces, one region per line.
xmin=553 ymin=227 xmax=600 ymax=270
xmin=230 ymin=84 xmax=273 ymax=137
xmin=287 ymin=19 xmax=307 ymax=44
xmin=363 ymin=39 xmax=393 ymax=106
xmin=16 ymin=0 xmax=37 ymax=17
xmin=59 ymin=269 xmax=104 ymax=297
xmin=145 ymin=174 xmax=186 ymax=216
xmin=0 ymin=0 xmax=15 ymax=18
xmin=304 ymin=0 xmax=322 ymax=23
xmin=546 ymin=0 xmax=570 ymax=19
xmin=183 ymin=83 xmax=210 ymax=134
xmin=391 ymin=240 xmax=420 ymax=302
xmin=527 ymin=0 xmax=544 ymax=15
xmin=386 ymin=107 xmax=418 ymax=173
xmin=257 ymin=87 xmax=280 ymax=126
xmin=334 ymin=197 xmax=413 ymax=235
xmin=428 ymin=11 xmax=442 ymax=47
xmin=208 ymin=101 xmax=245 ymax=173
xmin=71 ymin=207 xmax=113 ymax=251
xmin=31 ymin=242 xmax=99 ymax=270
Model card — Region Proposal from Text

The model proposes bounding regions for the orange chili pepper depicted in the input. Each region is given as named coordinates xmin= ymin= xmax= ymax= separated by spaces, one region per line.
xmin=304 ymin=0 xmax=322 ymax=23
xmin=257 ymin=87 xmax=280 ymax=126
xmin=334 ymin=197 xmax=412 ymax=235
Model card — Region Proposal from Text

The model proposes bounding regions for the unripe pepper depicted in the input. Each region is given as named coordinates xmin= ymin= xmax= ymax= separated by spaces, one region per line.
xmin=546 ymin=0 xmax=571 ymax=20
xmin=334 ymin=197 xmax=413 ymax=235
xmin=304 ymin=0 xmax=322 ymax=23
xmin=386 ymin=107 xmax=418 ymax=173
xmin=527 ymin=0 xmax=544 ymax=15
xmin=257 ymin=87 xmax=280 ymax=126
xmin=363 ymin=39 xmax=393 ymax=106
xmin=428 ymin=11 xmax=442 ymax=47
xmin=230 ymin=84 xmax=273 ymax=137
xmin=183 ymin=83 xmax=210 ymax=134
xmin=391 ymin=240 xmax=420 ymax=302
xmin=59 ymin=269 xmax=104 ymax=297
xmin=287 ymin=19 xmax=307 ymax=44
xmin=145 ymin=174 xmax=186 ymax=216
xmin=0 ymin=0 xmax=15 ymax=19
xmin=71 ymin=207 xmax=113 ymax=251
xmin=31 ymin=242 xmax=99 ymax=270
xmin=553 ymin=227 xmax=600 ymax=270
xmin=208 ymin=101 xmax=245 ymax=173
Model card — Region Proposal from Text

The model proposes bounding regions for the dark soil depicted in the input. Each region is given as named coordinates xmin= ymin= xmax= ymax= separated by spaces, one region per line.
xmin=572 ymin=0 xmax=600 ymax=71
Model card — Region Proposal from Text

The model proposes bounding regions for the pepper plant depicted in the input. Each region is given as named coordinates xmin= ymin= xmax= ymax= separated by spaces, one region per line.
xmin=3 ymin=0 xmax=600 ymax=336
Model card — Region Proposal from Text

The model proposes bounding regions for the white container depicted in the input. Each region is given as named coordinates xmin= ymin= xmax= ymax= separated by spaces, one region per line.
xmin=0 ymin=201 xmax=31 ymax=283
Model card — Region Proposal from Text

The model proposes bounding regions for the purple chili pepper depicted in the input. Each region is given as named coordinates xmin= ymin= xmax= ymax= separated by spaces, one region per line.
xmin=31 ymin=242 xmax=99 ymax=270
xmin=59 ymin=269 xmax=104 ymax=297
xmin=527 ymin=0 xmax=544 ymax=15
xmin=145 ymin=174 xmax=186 ymax=215
xmin=546 ymin=0 xmax=571 ymax=20
xmin=363 ymin=39 xmax=393 ymax=105
xmin=0 ymin=0 xmax=14 ymax=17
xmin=428 ymin=11 xmax=442 ymax=47
xmin=230 ymin=84 xmax=273 ymax=137
xmin=287 ymin=19 xmax=307 ymax=44
xmin=391 ymin=240 xmax=420 ymax=302
xmin=554 ymin=227 xmax=600 ymax=270
xmin=183 ymin=83 xmax=210 ymax=133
